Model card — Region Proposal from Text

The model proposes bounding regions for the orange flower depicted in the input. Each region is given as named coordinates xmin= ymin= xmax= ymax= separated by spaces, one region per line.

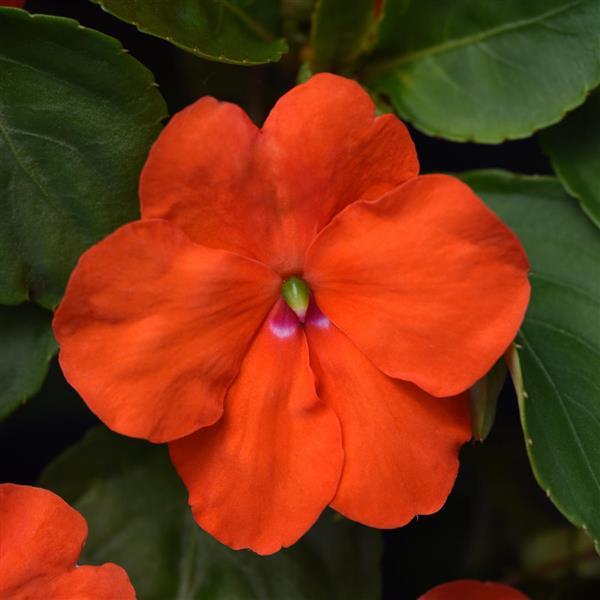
xmin=0 ymin=484 xmax=135 ymax=599
xmin=0 ymin=1 xmax=26 ymax=7
xmin=54 ymin=74 xmax=530 ymax=554
xmin=420 ymin=580 xmax=529 ymax=599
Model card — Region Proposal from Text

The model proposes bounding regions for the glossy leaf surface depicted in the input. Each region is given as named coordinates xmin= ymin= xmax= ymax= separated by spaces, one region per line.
xmin=92 ymin=0 xmax=288 ymax=65
xmin=41 ymin=427 xmax=382 ymax=600
xmin=541 ymin=89 xmax=600 ymax=228
xmin=0 ymin=9 xmax=166 ymax=308
xmin=367 ymin=0 xmax=600 ymax=142
xmin=464 ymin=170 xmax=600 ymax=550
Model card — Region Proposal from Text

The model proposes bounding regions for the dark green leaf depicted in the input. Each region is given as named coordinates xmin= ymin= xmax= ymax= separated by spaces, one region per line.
xmin=463 ymin=170 xmax=600 ymax=550
xmin=92 ymin=0 xmax=288 ymax=65
xmin=365 ymin=0 xmax=600 ymax=142
xmin=469 ymin=358 xmax=507 ymax=442
xmin=541 ymin=89 xmax=600 ymax=229
xmin=309 ymin=0 xmax=378 ymax=73
xmin=0 ymin=303 xmax=56 ymax=420
xmin=41 ymin=427 xmax=382 ymax=600
xmin=0 ymin=9 xmax=166 ymax=308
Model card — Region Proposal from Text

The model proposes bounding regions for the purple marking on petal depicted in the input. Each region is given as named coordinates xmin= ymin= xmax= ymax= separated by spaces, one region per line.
xmin=306 ymin=299 xmax=330 ymax=329
xmin=268 ymin=299 xmax=300 ymax=339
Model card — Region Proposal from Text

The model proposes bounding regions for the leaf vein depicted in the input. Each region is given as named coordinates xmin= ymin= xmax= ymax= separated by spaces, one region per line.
xmin=0 ymin=115 xmax=70 ymax=220
xmin=530 ymin=272 xmax=600 ymax=306
xmin=520 ymin=329 xmax=600 ymax=497
xmin=525 ymin=317 xmax=600 ymax=356
xmin=370 ymin=0 xmax=585 ymax=73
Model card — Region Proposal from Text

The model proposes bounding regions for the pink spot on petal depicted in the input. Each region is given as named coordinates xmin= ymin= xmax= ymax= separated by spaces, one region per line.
xmin=305 ymin=300 xmax=330 ymax=329
xmin=268 ymin=299 xmax=300 ymax=339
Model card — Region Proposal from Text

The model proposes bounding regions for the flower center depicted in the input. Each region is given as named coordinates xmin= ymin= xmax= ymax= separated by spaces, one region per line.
xmin=281 ymin=276 xmax=310 ymax=323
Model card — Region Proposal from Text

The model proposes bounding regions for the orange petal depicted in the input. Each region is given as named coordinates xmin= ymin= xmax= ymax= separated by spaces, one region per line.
xmin=140 ymin=97 xmax=267 ymax=263
xmin=169 ymin=300 xmax=343 ymax=555
xmin=0 ymin=484 xmax=87 ymax=594
xmin=305 ymin=174 xmax=530 ymax=397
xmin=306 ymin=310 xmax=470 ymax=527
xmin=258 ymin=73 xmax=419 ymax=272
xmin=140 ymin=74 xmax=418 ymax=274
xmin=54 ymin=219 xmax=280 ymax=442
xmin=0 ymin=484 xmax=135 ymax=600
xmin=10 ymin=565 xmax=135 ymax=600
xmin=419 ymin=580 xmax=529 ymax=600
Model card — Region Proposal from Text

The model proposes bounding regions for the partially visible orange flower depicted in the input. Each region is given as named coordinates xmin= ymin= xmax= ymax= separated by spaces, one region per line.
xmin=54 ymin=74 xmax=530 ymax=554
xmin=0 ymin=1 xmax=26 ymax=7
xmin=420 ymin=580 xmax=529 ymax=599
xmin=0 ymin=484 xmax=135 ymax=599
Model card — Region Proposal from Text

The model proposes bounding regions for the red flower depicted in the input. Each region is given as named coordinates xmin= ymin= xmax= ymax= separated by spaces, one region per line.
xmin=420 ymin=580 xmax=529 ymax=599
xmin=0 ymin=484 xmax=135 ymax=599
xmin=54 ymin=74 xmax=529 ymax=554
xmin=0 ymin=1 xmax=26 ymax=7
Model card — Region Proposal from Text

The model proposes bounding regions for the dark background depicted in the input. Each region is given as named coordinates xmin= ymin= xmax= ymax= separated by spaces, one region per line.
xmin=2 ymin=2 xmax=596 ymax=598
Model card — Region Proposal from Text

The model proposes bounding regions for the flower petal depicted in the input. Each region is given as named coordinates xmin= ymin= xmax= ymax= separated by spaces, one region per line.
xmin=306 ymin=314 xmax=470 ymax=527
xmin=305 ymin=174 xmax=530 ymax=397
xmin=169 ymin=300 xmax=343 ymax=555
xmin=0 ymin=484 xmax=135 ymax=599
xmin=419 ymin=580 xmax=529 ymax=600
xmin=10 ymin=565 xmax=135 ymax=600
xmin=54 ymin=219 xmax=280 ymax=443
xmin=140 ymin=74 xmax=418 ymax=273
xmin=258 ymin=73 xmax=419 ymax=272
xmin=140 ymin=97 xmax=267 ymax=263
xmin=0 ymin=484 xmax=87 ymax=594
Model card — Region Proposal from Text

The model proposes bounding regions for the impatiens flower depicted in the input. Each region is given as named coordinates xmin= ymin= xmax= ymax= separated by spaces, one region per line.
xmin=53 ymin=74 xmax=530 ymax=554
xmin=0 ymin=484 xmax=135 ymax=599
xmin=420 ymin=580 xmax=529 ymax=599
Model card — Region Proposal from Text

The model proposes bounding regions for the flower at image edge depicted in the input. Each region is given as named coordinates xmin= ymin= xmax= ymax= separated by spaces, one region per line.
xmin=53 ymin=73 xmax=530 ymax=554
xmin=0 ymin=484 xmax=135 ymax=599
xmin=420 ymin=579 xmax=530 ymax=599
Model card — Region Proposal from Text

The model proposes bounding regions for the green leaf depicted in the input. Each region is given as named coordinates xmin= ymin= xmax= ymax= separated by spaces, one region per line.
xmin=469 ymin=358 xmax=507 ymax=442
xmin=541 ymin=89 xmax=600 ymax=229
xmin=41 ymin=427 xmax=382 ymax=600
xmin=309 ymin=0 xmax=378 ymax=73
xmin=365 ymin=0 xmax=600 ymax=142
xmin=0 ymin=302 xmax=56 ymax=420
xmin=462 ymin=169 xmax=600 ymax=550
xmin=92 ymin=0 xmax=288 ymax=65
xmin=0 ymin=9 xmax=166 ymax=309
